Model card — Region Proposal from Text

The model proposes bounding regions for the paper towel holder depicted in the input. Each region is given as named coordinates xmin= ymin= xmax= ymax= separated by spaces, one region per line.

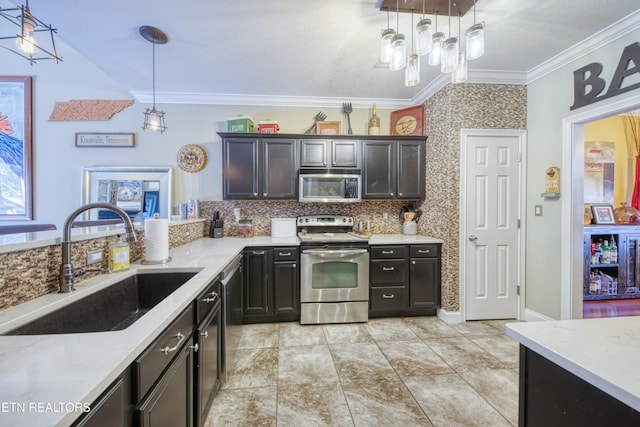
xmin=142 ymin=213 xmax=172 ymax=264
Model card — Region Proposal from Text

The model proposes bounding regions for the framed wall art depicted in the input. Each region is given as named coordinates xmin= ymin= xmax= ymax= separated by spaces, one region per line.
xmin=591 ymin=205 xmax=616 ymax=225
xmin=390 ymin=105 xmax=425 ymax=136
xmin=0 ymin=76 xmax=32 ymax=220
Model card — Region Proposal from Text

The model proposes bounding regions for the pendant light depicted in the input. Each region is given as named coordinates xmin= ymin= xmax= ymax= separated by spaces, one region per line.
xmin=15 ymin=2 xmax=37 ymax=56
xmin=405 ymin=10 xmax=420 ymax=87
xmin=380 ymin=8 xmax=396 ymax=63
xmin=440 ymin=0 xmax=458 ymax=73
xmin=140 ymin=26 xmax=168 ymax=134
xmin=389 ymin=0 xmax=406 ymax=71
xmin=466 ymin=0 xmax=485 ymax=60
xmin=415 ymin=0 xmax=432 ymax=56
xmin=428 ymin=11 xmax=444 ymax=66
xmin=452 ymin=12 xmax=467 ymax=83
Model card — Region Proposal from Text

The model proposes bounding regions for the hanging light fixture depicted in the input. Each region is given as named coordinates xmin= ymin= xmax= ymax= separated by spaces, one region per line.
xmin=380 ymin=8 xmax=396 ymax=63
xmin=440 ymin=0 xmax=458 ymax=73
xmin=452 ymin=12 xmax=467 ymax=83
xmin=405 ymin=9 xmax=419 ymax=87
xmin=140 ymin=26 xmax=168 ymax=134
xmin=415 ymin=0 xmax=432 ymax=56
xmin=466 ymin=0 xmax=485 ymax=60
xmin=428 ymin=11 xmax=444 ymax=66
xmin=0 ymin=0 xmax=62 ymax=64
xmin=389 ymin=0 xmax=406 ymax=71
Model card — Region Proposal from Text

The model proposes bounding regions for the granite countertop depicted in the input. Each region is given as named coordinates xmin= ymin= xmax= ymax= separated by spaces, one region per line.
xmin=0 ymin=232 xmax=442 ymax=426
xmin=506 ymin=317 xmax=640 ymax=411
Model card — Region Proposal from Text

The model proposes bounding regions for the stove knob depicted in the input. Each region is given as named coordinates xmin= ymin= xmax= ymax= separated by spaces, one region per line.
xmin=305 ymin=218 xmax=310 ymax=223
xmin=342 ymin=218 xmax=346 ymax=223
xmin=347 ymin=218 xmax=353 ymax=223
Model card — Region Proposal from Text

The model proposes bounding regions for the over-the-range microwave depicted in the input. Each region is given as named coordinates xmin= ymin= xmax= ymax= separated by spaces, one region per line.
xmin=298 ymin=170 xmax=361 ymax=203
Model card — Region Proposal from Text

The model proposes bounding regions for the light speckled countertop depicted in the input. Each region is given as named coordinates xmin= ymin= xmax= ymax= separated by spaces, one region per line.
xmin=0 ymin=233 xmax=441 ymax=426
xmin=506 ymin=317 xmax=640 ymax=411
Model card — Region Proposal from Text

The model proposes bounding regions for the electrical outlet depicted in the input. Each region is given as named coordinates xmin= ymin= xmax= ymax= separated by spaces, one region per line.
xmin=382 ymin=212 xmax=388 ymax=220
xmin=534 ymin=205 xmax=543 ymax=216
xmin=86 ymin=249 xmax=103 ymax=265
xmin=185 ymin=230 xmax=191 ymax=236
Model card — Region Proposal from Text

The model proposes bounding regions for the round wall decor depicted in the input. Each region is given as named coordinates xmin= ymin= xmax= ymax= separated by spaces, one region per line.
xmin=177 ymin=144 xmax=207 ymax=173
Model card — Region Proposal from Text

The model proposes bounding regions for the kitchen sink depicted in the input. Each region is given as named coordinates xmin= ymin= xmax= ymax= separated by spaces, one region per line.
xmin=5 ymin=270 xmax=202 ymax=335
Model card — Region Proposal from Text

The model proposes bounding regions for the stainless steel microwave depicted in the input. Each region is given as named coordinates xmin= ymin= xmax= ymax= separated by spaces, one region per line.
xmin=298 ymin=171 xmax=361 ymax=203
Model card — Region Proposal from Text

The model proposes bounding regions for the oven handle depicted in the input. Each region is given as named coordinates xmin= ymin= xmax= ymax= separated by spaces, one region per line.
xmin=302 ymin=248 xmax=368 ymax=259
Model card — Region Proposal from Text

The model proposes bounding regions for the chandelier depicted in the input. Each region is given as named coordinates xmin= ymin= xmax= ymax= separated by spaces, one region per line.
xmin=378 ymin=0 xmax=485 ymax=86
xmin=0 ymin=0 xmax=62 ymax=64
xmin=140 ymin=25 xmax=168 ymax=134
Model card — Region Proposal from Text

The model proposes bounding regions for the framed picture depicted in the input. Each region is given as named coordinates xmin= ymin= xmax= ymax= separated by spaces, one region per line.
xmin=591 ymin=205 xmax=616 ymax=225
xmin=390 ymin=105 xmax=425 ymax=136
xmin=316 ymin=121 xmax=341 ymax=135
xmin=0 ymin=76 xmax=32 ymax=220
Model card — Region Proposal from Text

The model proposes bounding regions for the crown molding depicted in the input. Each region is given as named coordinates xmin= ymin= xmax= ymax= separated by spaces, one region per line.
xmin=527 ymin=9 xmax=640 ymax=84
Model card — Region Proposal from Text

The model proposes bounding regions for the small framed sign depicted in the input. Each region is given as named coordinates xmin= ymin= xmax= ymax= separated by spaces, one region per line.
xmin=390 ymin=105 xmax=425 ymax=136
xmin=591 ymin=205 xmax=616 ymax=225
xmin=75 ymin=132 xmax=136 ymax=147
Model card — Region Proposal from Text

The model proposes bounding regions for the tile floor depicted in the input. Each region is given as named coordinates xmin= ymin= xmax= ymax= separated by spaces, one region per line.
xmin=204 ymin=317 xmax=520 ymax=427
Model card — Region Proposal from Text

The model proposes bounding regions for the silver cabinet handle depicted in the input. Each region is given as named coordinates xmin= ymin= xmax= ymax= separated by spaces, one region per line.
xmin=159 ymin=332 xmax=185 ymax=355
xmin=253 ymin=193 xmax=258 ymax=197
xmin=399 ymin=193 xmax=403 ymax=196
xmin=203 ymin=291 xmax=218 ymax=303
xmin=201 ymin=331 xmax=209 ymax=339
xmin=382 ymin=266 xmax=395 ymax=271
xmin=381 ymin=250 xmax=394 ymax=254
xmin=390 ymin=193 xmax=394 ymax=196
xmin=412 ymin=260 xmax=416 ymax=265
xmin=418 ymin=249 xmax=431 ymax=254
xmin=253 ymin=250 xmax=266 ymax=255
xmin=189 ymin=343 xmax=199 ymax=353
xmin=382 ymin=294 xmax=395 ymax=299
xmin=279 ymin=252 xmax=291 ymax=256
xmin=263 ymin=193 xmax=267 ymax=197
xmin=292 ymin=263 xmax=296 ymax=268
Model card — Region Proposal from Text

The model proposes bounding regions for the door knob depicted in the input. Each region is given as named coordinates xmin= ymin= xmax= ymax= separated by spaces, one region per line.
xmin=468 ymin=235 xmax=478 ymax=242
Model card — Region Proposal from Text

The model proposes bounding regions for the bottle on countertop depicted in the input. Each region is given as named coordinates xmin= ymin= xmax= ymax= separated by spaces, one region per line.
xmin=368 ymin=103 xmax=380 ymax=135
xmin=109 ymin=234 xmax=130 ymax=273
xmin=610 ymin=236 xmax=618 ymax=264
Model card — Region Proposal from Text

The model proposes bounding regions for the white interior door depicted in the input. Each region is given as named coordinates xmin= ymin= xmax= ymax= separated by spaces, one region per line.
xmin=462 ymin=130 xmax=523 ymax=320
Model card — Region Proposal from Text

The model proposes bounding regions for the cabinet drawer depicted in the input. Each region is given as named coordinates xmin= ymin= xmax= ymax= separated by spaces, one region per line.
xmin=370 ymin=259 xmax=406 ymax=284
xmin=371 ymin=245 xmax=408 ymax=259
xmin=370 ymin=286 xmax=407 ymax=311
xmin=133 ymin=304 xmax=194 ymax=403
xmin=410 ymin=245 xmax=440 ymax=258
xmin=273 ymin=247 xmax=298 ymax=261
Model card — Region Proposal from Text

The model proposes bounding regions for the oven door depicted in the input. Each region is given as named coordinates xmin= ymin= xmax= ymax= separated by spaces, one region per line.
xmin=300 ymin=248 xmax=369 ymax=302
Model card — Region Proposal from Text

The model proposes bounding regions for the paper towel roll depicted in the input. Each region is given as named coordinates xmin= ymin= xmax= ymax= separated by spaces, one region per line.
xmin=144 ymin=217 xmax=169 ymax=262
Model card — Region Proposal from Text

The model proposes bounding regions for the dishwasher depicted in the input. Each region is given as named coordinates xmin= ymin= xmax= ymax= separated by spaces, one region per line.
xmin=220 ymin=254 xmax=243 ymax=384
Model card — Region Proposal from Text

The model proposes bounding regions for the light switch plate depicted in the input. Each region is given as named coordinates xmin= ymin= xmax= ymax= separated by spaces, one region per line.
xmin=86 ymin=249 xmax=103 ymax=265
xmin=534 ymin=205 xmax=543 ymax=216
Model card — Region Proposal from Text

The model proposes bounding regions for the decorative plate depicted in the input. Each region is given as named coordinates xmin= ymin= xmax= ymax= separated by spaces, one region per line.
xmin=390 ymin=105 xmax=425 ymax=136
xmin=177 ymin=144 xmax=207 ymax=173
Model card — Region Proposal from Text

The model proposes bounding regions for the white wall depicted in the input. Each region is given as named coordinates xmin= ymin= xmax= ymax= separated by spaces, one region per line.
xmin=526 ymin=30 xmax=640 ymax=319
xmin=2 ymin=37 xmax=393 ymax=230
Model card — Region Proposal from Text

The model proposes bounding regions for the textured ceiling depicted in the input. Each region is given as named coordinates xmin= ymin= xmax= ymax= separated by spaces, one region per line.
xmin=3 ymin=0 xmax=640 ymax=107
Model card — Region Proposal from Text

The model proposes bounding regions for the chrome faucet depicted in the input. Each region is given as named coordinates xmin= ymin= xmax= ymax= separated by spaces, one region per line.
xmin=59 ymin=203 xmax=138 ymax=293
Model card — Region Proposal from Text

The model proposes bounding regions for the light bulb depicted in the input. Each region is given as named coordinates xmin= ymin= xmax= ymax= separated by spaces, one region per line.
xmin=405 ymin=53 xmax=420 ymax=87
xmin=148 ymin=111 xmax=161 ymax=131
xmin=16 ymin=14 xmax=38 ymax=55
xmin=466 ymin=22 xmax=485 ymax=60
xmin=380 ymin=28 xmax=396 ymax=63
xmin=429 ymin=32 xmax=444 ymax=66
xmin=415 ymin=18 xmax=432 ymax=56
xmin=441 ymin=37 xmax=459 ymax=73
xmin=389 ymin=34 xmax=406 ymax=71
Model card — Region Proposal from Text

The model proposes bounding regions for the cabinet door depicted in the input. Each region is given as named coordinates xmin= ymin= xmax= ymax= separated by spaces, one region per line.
xmin=136 ymin=339 xmax=194 ymax=427
xmin=331 ymin=140 xmax=359 ymax=168
xmin=409 ymin=258 xmax=440 ymax=312
xmin=300 ymin=140 xmax=327 ymax=167
xmin=273 ymin=261 xmax=300 ymax=320
xmin=263 ymin=139 xmax=297 ymax=199
xmin=242 ymin=248 xmax=273 ymax=319
xmin=73 ymin=378 xmax=126 ymax=427
xmin=397 ymin=140 xmax=425 ymax=199
xmin=362 ymin=140 xmax=395 ymax=199
xmin=195 ymin=309 xmax=220 ymax=427
xmin=625 ymin=234 xmax=640 ymax=292
xmin=223 ymin=138 xmax=260 ymax=199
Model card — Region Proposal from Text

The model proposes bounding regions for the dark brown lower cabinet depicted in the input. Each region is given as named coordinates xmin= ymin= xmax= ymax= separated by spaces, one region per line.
xmin=72 ymin=374 xmax=132 ymax=427
xmin=136 ymin=337 xmax=194 ymax=427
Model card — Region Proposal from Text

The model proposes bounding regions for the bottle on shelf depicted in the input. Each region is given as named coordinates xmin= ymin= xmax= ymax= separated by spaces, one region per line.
xmin=601 ymin=240 xmax=611 ymax=264
xmin=594 ymin=241 xmax=602 ymax=264
xmin=589 ymin=271 xmax=601 ymax=295
xmin=610 ymin=236 xmax=618 ymax=264
xmin=590 ymin=243 xmax=598 ymax=264
xmin=368 ymin=103 xmax=380 ymax=135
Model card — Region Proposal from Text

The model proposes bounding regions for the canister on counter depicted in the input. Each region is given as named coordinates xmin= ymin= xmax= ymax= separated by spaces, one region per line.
xmin=237 ymin=219 xmax=254 ymax=238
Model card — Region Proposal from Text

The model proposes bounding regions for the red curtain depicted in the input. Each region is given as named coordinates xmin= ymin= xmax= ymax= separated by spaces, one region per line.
xmin=632 ymin=156 xmax=640 ymax=210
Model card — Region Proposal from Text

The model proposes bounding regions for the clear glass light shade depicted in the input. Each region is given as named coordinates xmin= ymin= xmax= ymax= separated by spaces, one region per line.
xmin=428 ymin=32 xmax=444 ymax=66
xmin=441 ymin=37 xmax=459 ymax=73
xmin=405 ymin=53 xmax=420 ymax=86
xmin=415 ymin=18 xmax=432 ymax=56
xmin=389 ymin=34 xmax=406 ymax=71
xmin=143 ymin=107 xmax=167 ymax=133
xmin=466 ymin=22 xmax=485 ymax=60
xmin=380 ymin=28 xmax=396 ymax=63
xmin=452 ymin=53 xmax=467 ymax=83
xmin=15 ymin=13 xmax=38 ymax=55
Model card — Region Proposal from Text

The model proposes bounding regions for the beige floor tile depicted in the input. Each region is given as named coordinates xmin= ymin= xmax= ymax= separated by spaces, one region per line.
xmin=469 ymin=334 xmax=520 ymax=368
xmin=459 ymin=368 xmax=519 ymax=425
xmin=238 ymin=323 xmax=279 ymax=349
xmin=277 ymin=379 xmax=353 ymax=427
xmin=222 ymin=347 xmax=278 ymax=390
xmin=403 ymin=316 xmax=462 ymax=339
xmin=205 ymin=386 xmax=277 ymax=427
xmin=322 ymin=323 xmax=372 ymax=344
xmin=450 ymin=320 xmax=507 ymax=337
xmin=364 ymin=318 xmax=419 ymax=341
xmin=330 ymin=342 xmax=396 ymax=384
xmin=278 ymin=344 xmax=338 ymax=386
xmin=404 ymin=374 xmax=512 ymax=427
xmin=279 ymin=322 xmax=326 ymax=347
xmin=377 ymin=340 xmax=454 ymax=378
xmin=425 ymin=336 xmax=507 ymax=372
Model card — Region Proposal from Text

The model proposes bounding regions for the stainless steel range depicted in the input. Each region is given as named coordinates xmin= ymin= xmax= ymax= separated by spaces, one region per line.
xmin=297 ymin=215 xmax=369 ymax=324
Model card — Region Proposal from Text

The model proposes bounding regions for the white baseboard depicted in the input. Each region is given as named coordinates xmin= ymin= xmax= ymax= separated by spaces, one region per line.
xmin=523 ymin=308 xmax=554 ymax=322
xmin=437 ymin=309 xmax=463 ymax=324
